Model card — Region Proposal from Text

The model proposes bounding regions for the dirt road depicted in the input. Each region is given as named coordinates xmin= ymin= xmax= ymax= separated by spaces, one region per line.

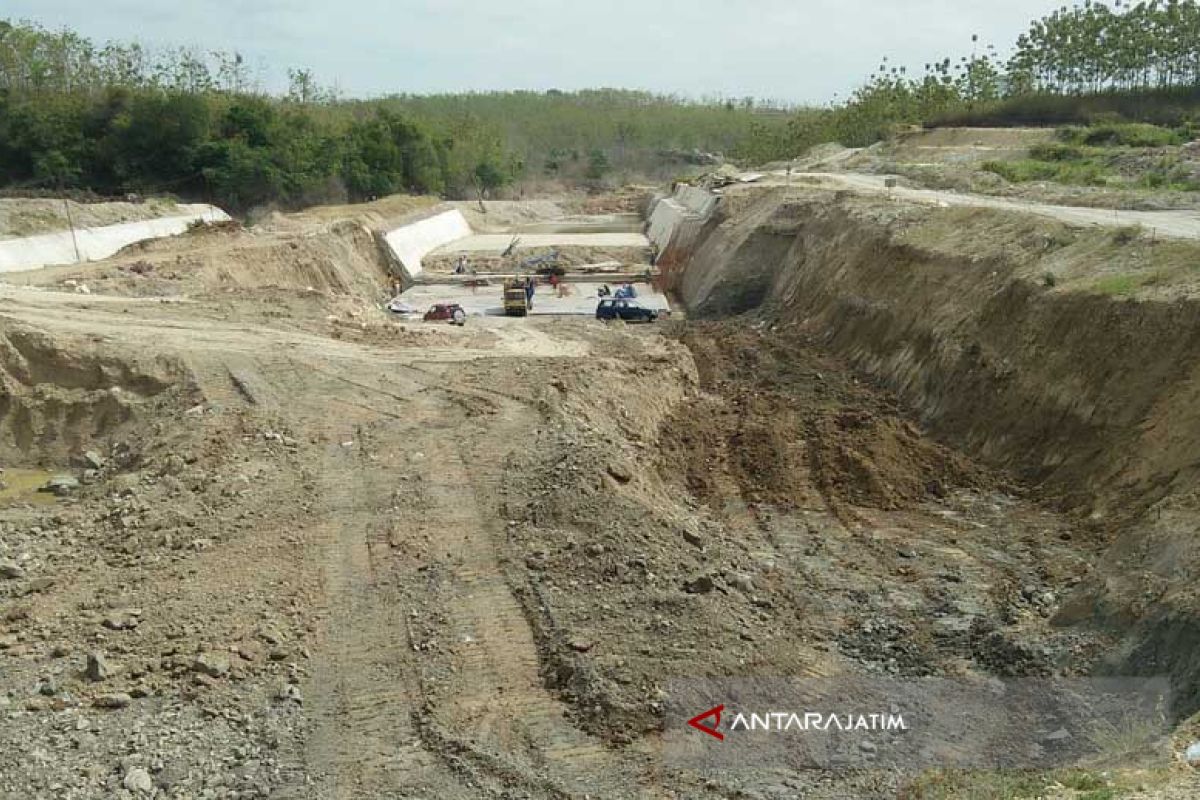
xmin=771 ymin=171 xmax=1200 ymax=239
xmin=0 ymin=284 xmax=663 ymax=798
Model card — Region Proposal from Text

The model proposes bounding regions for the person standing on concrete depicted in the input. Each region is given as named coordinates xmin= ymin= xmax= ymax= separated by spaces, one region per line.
xmin=524 ymin=276 xmax=535 ymax=310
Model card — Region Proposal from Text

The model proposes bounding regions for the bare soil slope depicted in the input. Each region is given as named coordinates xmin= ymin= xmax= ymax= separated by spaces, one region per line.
xmin=679 ymin=184 xmax=1200 ymax=731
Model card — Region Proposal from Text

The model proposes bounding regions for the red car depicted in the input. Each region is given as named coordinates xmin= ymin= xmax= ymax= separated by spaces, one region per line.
xmin=423 ymin=303 xmax=466 ymax=325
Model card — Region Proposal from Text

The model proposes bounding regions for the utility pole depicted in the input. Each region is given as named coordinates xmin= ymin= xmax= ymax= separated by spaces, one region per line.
xmin=62 ymin=187 xmax=82 ymax=264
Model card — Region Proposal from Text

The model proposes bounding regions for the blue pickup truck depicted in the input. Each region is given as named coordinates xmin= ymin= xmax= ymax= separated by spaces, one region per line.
xmin=596 ymin=298 xmax=660 ymax=323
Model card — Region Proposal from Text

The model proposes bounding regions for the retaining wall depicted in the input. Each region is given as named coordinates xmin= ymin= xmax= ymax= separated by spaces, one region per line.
xmin=381 ymin=209 xmax=472 ymax=283
xmin=0 ymin=205 xmax=230 ymax=273
xmin=647 ymin=184 xmax=719 ymax=266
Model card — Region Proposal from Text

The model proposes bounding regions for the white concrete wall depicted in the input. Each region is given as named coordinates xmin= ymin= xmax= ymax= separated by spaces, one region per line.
xmin=647 ymin=184 xmax=719 ymax=255
xmin=647 ymin=198 xmax=690 ymax=251
xmin=382 ymin=209 xmax=472 ymax=282
xmin=0 ymin=204 xmax=230 ymax=274
xmin=675 ymin=184 xmax=720 ymax=217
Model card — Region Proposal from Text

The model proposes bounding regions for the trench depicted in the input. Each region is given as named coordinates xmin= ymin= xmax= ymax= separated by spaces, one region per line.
xmin=667 ymin=186 xmax=1200 ymax=721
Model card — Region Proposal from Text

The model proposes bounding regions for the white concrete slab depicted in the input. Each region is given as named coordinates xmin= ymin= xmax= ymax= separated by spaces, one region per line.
xmin=431 ymin=232 xmax=649 ymax=254
xmin=0 ymin=205 xmax=229 ymax=273
xmin=395 ymin=281 xmax=670 ymax=318
xmin=382 ymin=209 xmax=472 ymax=281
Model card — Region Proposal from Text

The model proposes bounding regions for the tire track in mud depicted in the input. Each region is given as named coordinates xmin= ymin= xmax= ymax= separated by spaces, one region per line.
xmin=265 ymin=366 xmax=466 ymax=799
xmin=259 ymin=350 xmax=641 ymax=797
xmin=410 ymin=391 xmax=639 ymax=798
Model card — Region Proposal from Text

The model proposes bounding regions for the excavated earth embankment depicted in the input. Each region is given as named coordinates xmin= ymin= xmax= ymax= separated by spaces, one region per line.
xmin=678 ymin=186 xmax=1200 ymax=719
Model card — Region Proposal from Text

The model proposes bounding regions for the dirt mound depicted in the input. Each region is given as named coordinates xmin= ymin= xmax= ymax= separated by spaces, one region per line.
xmin=486 ymin=321 xmax=1097 ymax=770
xmin=658 ymin=323 xmax=985 ymax=517
xmin=18 ymin=215 xmax=398 ymax=313
xmin=0 ymin=197 xmax=190 ymax=240
xmin=0 ymin=323 xmax=195 ymax=463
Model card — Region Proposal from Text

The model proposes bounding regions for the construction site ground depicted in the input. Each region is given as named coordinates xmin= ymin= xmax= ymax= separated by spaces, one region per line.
xmin=396 ymin=281 xmax=670 ymax=318
xmin=0 ymin=187 xmax=1197 ymax=800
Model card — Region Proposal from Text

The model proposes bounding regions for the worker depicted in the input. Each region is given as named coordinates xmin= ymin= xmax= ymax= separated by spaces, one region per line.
xmin=524 ymin=276 xmax=535 ymax=309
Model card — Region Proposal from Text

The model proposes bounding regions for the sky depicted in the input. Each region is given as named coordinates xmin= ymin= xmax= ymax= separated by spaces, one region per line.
xmin=6 ymin=0 xmax=1066 ymax=104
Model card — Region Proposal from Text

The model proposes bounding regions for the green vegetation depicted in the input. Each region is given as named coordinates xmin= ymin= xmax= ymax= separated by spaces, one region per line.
xmin=7 ymin=0 xmax=1200 ymax=209
xmin=760 ymin=1 xmax=1200 ymax=163
xmin=902 ymin=769 xmax=1139 ymax=800
xmin=979 ymin=123 xmax=1200 ymax=191
xmin=1056 ymin=122 xmax=1190 ymax=148
xmin=1092 ymin=273 xmax=1144 ymax=295
xmin=0 ymin=19 xmax=787 ymax=211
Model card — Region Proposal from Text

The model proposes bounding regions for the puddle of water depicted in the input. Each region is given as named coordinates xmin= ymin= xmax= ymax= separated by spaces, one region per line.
xmin=0 ymin=468 xmax=62 ymax=506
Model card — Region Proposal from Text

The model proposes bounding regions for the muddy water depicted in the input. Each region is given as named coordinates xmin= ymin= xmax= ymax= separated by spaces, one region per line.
xmin=0 ymin=468 xmax=61 ymax=506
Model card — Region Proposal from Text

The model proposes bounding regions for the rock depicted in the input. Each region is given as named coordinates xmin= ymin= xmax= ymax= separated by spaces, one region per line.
xmin=1043 ymin=728 xmax=1072 ymax=742
xmin=192 ymin=651 xmax=231 ymax=678
xmin=569 ymin=639 xmax=594 ymax=653
xmin=606 ymin=461 xmax=633 ymax=484
xmin=256 ymin=625 xmax=284 ymax=645
xmin=123 ymin=766 xmax=153 ymax=793
xmin=86 ymin=652 xmax=113 ymax=682
xmin=584 ymin=543 xmax=605 ymax=557
xmin=102 ymin=611 xmax=140 ymax=631
xmin=681 ymin=526 xmax=705 ymax=548
xmin=274 ymin=683 xmax=303 ymax=704
xmin=728 ymin=572 xmax=755 ymax=593
xmin=0 ymin=559 xmax=24 ymax=579
xmin=43 ymin=475 xmax=81 ymax=496
xmin=684 ymin=575 xmax=715 ymax=594
xmin=25 ymin=577 xmax=55 ymax=594
xmin=1184 ymin=741 xmax=1200 ymax=765
xmin=83 ymin=451 xmax=106 ymax=470
xmin=859 ymin=740 xmax=877 ymax=753
xmin=93 ymin=693 xmax=132 ymax=709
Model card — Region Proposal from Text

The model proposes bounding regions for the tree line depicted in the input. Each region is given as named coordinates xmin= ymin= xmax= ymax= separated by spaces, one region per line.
xmin=757 ymin=1 xmax=1200 ymax=162
xmin=0 ymin=19 xmax=787 ymax=212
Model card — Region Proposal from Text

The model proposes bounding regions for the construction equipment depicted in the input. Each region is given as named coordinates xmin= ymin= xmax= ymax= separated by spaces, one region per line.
xmin=503 ymin=278 xmax=530 ymax=317
xmin=520 ymin=249 xmax=561 ymax=272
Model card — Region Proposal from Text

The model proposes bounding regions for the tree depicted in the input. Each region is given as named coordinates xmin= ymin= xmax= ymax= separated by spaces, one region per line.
xmin=585 ymin=148 xmax=610 ymax=182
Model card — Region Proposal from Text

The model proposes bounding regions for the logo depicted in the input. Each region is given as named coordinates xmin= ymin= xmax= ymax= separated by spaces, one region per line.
xmin=687 ymin=704 xmax=725 ymax=741
xmin=685 ymin=704 xmax=909 ymax=742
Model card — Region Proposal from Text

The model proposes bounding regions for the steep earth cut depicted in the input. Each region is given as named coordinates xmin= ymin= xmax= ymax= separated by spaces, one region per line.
xmin=677 ymin=185 xmax=1200 ymax=719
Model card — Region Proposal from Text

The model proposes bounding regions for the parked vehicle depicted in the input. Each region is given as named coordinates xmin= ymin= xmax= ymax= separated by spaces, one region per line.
xmin=503 ymin=278 xmax=531 ymax=316
xmin=595 ymin=298 xmax=659 ymax=323
xmin=386 ymin=297 xmax=417 ymax=314
xmin=424 ymin=303 xmax=467 ymax=325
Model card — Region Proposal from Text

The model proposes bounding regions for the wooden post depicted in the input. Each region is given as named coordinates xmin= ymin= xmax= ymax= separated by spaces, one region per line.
xmin=62 ymin=191 xmax=82 ymax=264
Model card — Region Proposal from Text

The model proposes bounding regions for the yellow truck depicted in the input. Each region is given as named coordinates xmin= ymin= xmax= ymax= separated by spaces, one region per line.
xmin=503 ymin=278 xmax=530 ymax=317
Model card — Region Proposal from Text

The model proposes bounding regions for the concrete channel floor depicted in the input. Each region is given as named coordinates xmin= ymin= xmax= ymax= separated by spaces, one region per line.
xmin=395 ymin=281 xmax=671 ymax=317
